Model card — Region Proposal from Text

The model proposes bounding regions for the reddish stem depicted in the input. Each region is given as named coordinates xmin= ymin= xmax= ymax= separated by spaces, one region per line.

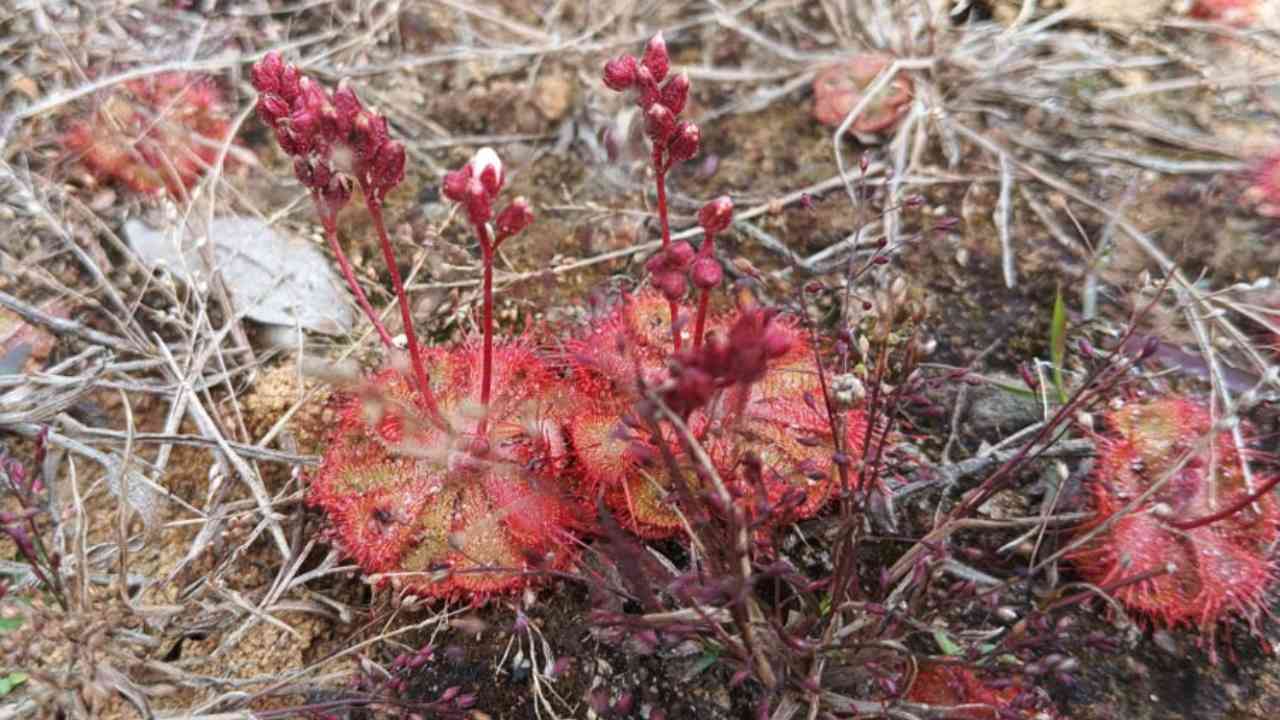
xmin=365 ymin=197 xmax=442 ymax=423
xmin=651 ymin=151 xmax=681 ymax=352
xmin=1170 ymin=473 xmax=1280 ymax=530
xmin=476 ymin=223 xmax=496 ymax=413
xmin=320 ymin=211 xmax=394 ymax=348
xmin=692 ymin=230 xmax=716 ymax=350
xmin=693 ymin=288 xmax=710 ymax=350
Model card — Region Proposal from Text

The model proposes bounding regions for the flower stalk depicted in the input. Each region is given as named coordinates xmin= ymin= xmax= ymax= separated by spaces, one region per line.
xmin=250 ymin=53 xmax=443 ymax=422
xmin=603 ymin=33 xmax=701 ymax=352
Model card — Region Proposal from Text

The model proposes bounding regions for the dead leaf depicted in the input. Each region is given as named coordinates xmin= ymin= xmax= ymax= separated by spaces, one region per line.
xmin=124 ymin=216 xmax=354 ymax=335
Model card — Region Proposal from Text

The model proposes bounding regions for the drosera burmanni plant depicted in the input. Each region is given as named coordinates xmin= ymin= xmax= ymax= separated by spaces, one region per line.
xmin=63 ymin=72 xmax=238 ymax=198
xmin=252 ymin=52 xmax=579 ymax=600
xmin=567 ymin=36 xmax=874 ymax=538
xmin=1069 ymin=396 xmax=1280 ymax=661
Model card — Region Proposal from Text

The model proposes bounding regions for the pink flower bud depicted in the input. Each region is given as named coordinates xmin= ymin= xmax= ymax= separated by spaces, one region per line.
xmin=697 ymin=196 xmax=733 ymax=235
xmin=634 ymin=65 xmax=661 ymax=108
xmin=332 ymin=82 xmax=362 ymax=135
xmin=644 ymin=104 xmax=676 ymax=144
xmin=297 ymin=77 xmax=327 ymax=112
xmin=255 ymin=94 xmax=289 ymax=126
xmin=603 ymin=55 xmax=639 ymax=91
xmin=660 ymin=73 xmax=690 ymax=116
xmin=278 ymin=62 xmax=301 ymax=103
xmin=350 ymin=111 xmax=383 ymax=160
xmin=653 ymin=271 xmax=686 ymax=302
xmin=442 ymin=166 xmax=471 ymax=203
xmin=668 ymin=240 xmax=695 ymax=266
xmin=667 ymin=121 xmax=700 ymax=164
xmin=251 ymin=52 xmax=284 ymax=94
xmin=644 ymin=251 xmax=666 ymax=276
xmin=289 ymin=105 xmax=320 ymax=142
xmin=471 ymin=147 xmax=504 ymax=196
xmin=496 ymin=197 xmax=534 ymax=238
xmin=372 ymin=140 xmax=406 ymax=196
xmin=691 ymin=256 xmax=722 ymax=289
xmin=641 ymin=33 xmax=670 ymax=84
xmin=276 ymin=126 xmax=308 ymax=156
xmin=465 ymin=178 xmax=493 ymax=225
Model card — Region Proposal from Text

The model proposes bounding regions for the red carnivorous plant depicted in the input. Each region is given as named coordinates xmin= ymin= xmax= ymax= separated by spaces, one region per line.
xmin=252 ymin=53 xmax=579 ymax=600
xmin=569 ymin=37 xmax=872 ymax=538
xmin=1070 ymin=396 xmax=1280 ymax=659
xmin=64 ymin=72 xmax=238 ymax=197
xmin=905 ymin=663 xmax=1061 ymax=720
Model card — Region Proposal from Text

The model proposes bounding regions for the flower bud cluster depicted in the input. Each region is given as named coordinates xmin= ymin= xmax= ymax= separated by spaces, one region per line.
xmin=665 ymin=304 xmax=792 ymax=416
xmin=441 ymin=147 xmax=531 ymax=242
xmin=642 ymin=196 xmax=733 ymax=305
xmin=692 ymin=196 xmax=732 ymax=290
xmin=251 ymin=52 xmax=406 ymax=217
xmin=644 ymin=241 xmax=695 ymax=302
xmin=602 ymin=33 xmax=700 ymax=172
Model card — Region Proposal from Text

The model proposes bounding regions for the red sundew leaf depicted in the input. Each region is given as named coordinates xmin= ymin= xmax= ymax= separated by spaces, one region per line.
xmin=1069 ymin=397 xmax=1280 ymax=655
xmin=309 ymin=339 xmax=582 ymax=601
xmin=811 ymin=54 xmax=913 ymax=138
xmin=63 ymin=72 xmax=240 ymax=197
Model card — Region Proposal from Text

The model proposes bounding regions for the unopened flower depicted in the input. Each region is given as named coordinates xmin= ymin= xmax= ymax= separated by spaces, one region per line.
xmin=442 ymin=147 xmax=509 ymax=226
xmin=667 ymin=122 xmax=701 ymax=164
xmin=644 ymin=103 xmax=677 ymax=144
xmin=660 ymin=73 xmax=691 ymax=116
xmin=698 ymin=196 xmax=734 ymax=235
xmin=496 ymin=197 xmax=534 ymax=238
xmin=472 ymin=147 xmax=504 ymax=196
xmin=603 ymin=55 xmax=639 ymax=91
xmin=641 ymin=33 xmax=670 ymax=85
xmin=691 ymin=256 xmax=722 ymax=290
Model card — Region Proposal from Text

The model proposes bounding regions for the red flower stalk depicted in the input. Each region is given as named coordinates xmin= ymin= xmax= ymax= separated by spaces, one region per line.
xmin=602 ymin=33 xmax=700 ymax=352
xmin=250 ymin=53 xmax=442 ymax=423
xmin=1069 ymin=397 xmax=1280 ymax=659
xmin=691 ymin=196 xmax=731 ymax=349
xmin=441 ymin=148 xmax=534 ymax=426
xmin=62 ymin=72 xmax=237 ymax=197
